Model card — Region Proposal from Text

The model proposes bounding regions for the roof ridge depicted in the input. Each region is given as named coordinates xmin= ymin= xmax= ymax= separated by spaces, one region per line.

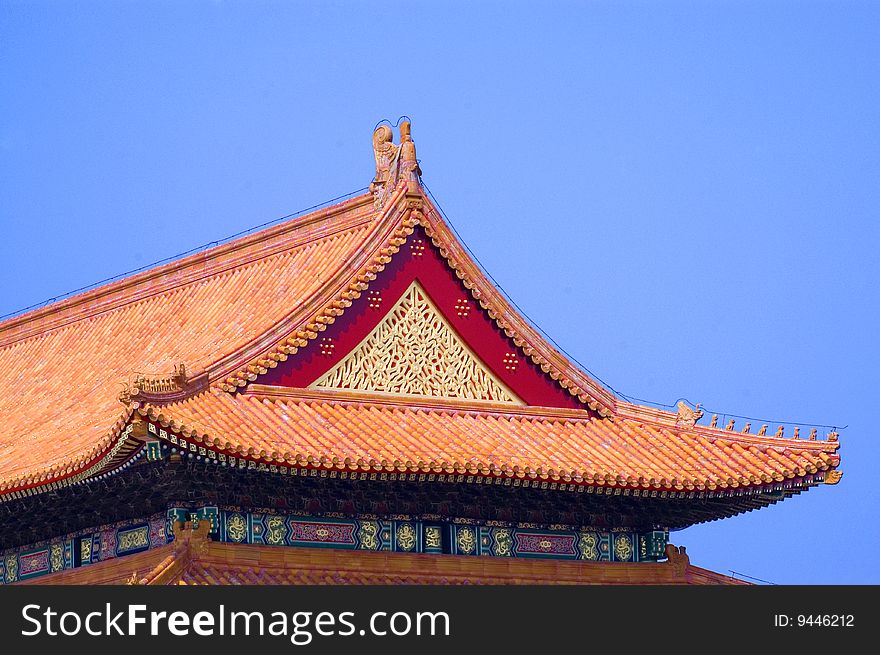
xmin=417 ymin=196 xmax=618 ymax=414
xmin=206 ymin=187 xmax=413 ymax=386
xmin=616 ymin=400 xmax=840 ymax=450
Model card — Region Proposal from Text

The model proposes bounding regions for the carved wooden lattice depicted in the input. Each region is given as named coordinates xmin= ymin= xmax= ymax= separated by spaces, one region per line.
xmin=312 ymin=282 xmax=521 ymax=403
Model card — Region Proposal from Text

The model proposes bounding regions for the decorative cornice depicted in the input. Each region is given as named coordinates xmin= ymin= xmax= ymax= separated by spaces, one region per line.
xmin=134 ymin=405 xmax=837 ymax=497
xmin=616 ymin=400 xmax=840 ymax=453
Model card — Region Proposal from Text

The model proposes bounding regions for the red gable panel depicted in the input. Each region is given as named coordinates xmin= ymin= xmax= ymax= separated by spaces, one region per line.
xmin=260 ymin=225 xmax=582 ymax=409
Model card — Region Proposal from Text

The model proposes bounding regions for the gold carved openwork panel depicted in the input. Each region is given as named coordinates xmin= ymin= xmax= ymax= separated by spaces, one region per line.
xmin=312 ymin=282 xmax=522 ymax=404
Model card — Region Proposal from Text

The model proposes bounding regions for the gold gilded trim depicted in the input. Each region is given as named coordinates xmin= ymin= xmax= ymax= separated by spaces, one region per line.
xmin=312 ymin=281 xmax=522 ymax=404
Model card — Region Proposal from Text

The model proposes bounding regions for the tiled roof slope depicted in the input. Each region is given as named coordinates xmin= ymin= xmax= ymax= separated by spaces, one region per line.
xmin=0 ymin=181 xmax=841 ymax=499
xmin=0 ymin=194 xmax=377 ymax=490
xmin=140 ymin=386 xmax=839 ymax=494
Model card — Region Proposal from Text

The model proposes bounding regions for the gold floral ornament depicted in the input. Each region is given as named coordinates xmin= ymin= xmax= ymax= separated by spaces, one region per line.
xmin=579 ymin=531 xmax=599 ymax=560
xmin=396 ymin=523 xmax=416 ymax=551
xmin=457 ymin=526 xmax=476 ymax=555
xmin=266 ymin=516 xmax=286 ymax=545
xmin=80 ymin=539 xmax=92 ymax=563
xmin=425 ymin=526 xmax=442 ymax=549
xmin=50 ymin=543 xmax=64 ymax=572
xmin=226 ymin=514 xmax=247 ymax=543
xmin=118 ymin=527 xmax=149 ymax=552
xmin=493 ymin=528 xmax=513 ymax=557
xmin=313 ymin=282 xmax=522 ymax=403
xmin=358 ymin=522 xmax=380 ymax=550
xmin=614 ymin=534 xmax=633 ymax=562
xmin=5 ymin=555 xmax=17 ymax=583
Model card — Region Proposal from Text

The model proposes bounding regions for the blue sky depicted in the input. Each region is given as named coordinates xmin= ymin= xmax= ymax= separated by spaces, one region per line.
xmin=1 ymin=1 xmax=877 ymax=583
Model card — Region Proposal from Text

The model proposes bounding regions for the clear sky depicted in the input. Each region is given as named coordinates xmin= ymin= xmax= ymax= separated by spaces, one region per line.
xmin=1 ymin=1 xmax=877 ymax=584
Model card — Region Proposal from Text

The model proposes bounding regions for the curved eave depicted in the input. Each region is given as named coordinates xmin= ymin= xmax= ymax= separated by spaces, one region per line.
xmin=130 ymin=392 xmax=841 ymax=499
xmin=0 ymin=394 xmax=841 ymax=516
xmin=0 ymin=413 xmax=137 ymax=501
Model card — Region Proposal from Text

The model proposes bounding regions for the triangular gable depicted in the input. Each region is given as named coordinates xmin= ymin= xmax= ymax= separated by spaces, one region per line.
xmin=311 ymin=280 xmax=523 ymax=404
xmin=257 ymin=219 xmax=584 ymax=410
xmin=215 ymin=187 xmax=619 ymax=415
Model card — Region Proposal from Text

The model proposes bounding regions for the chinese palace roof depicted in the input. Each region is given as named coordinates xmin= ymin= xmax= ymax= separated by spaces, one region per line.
xmin=0 ymin=122 xmax=841 ymax=525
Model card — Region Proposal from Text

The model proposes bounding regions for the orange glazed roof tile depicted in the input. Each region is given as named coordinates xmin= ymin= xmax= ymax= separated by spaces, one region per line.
xmin=0 ymin=176 xmax=841 ymax=504
xmin=0 ymin=193 xmax=377 ymax=490
xmin=136 ymin=386 xmax=839 ymax=495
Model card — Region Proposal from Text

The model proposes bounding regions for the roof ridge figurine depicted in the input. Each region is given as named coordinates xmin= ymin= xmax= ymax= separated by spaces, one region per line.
xmin=370 ymin=119 xmax=420 ymax=208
